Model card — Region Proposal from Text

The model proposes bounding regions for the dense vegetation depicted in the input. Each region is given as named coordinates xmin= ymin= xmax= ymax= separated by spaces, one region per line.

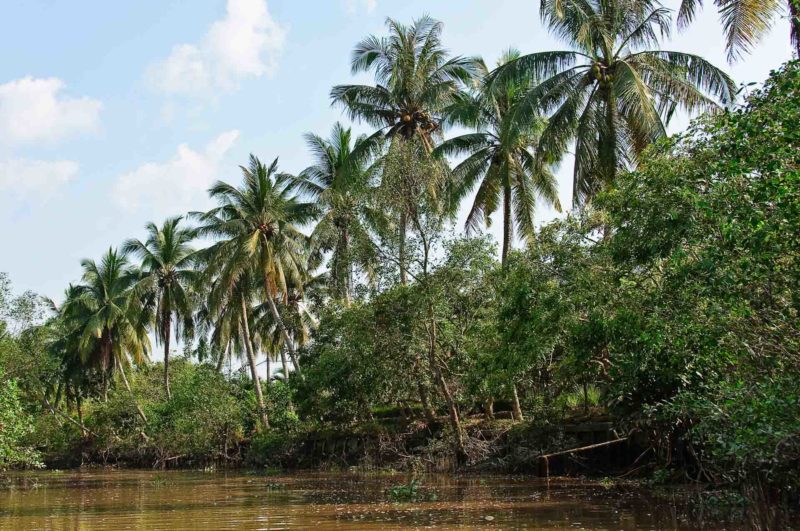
xmin=2 ymin=1 xmax=798 ymax=525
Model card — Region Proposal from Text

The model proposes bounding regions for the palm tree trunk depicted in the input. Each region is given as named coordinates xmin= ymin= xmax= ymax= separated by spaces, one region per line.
xmin=502 ymin=184 xmax=518 ymax=426
xmin=511 ymin=383 xmax=524 ymax=422
xmin=116 ymin=360 xmax=148 ymax=424
xmin=602 ymin=88 xmax=618 ymax=187
xmin=790 ymin=0 xmax=800 ymax=57
xmin=101 ymin=331 xmax=110 ymax=402
xmin=262 ymin=273 xmax=303 ymax=377
xmin=163 ymin=312 xmax=172 ymax=399
xmin=240 ymin=293 xmax=269 ymax=430
xmin=502 ymin=183 xmax=513 ymax=267
xmin=399 ymin=211 xmax=408 ymax=285
xmin=215 ymin=342 xmax=229 ymax=373
xmin=280 ymin=347 xmax=289 ymax=381
xmin=342 ymin=229 xmax=352 ymax=306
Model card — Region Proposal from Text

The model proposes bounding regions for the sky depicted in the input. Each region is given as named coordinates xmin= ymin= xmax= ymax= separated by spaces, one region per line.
xmin=0 ymin=0 xmax=793 ymax=303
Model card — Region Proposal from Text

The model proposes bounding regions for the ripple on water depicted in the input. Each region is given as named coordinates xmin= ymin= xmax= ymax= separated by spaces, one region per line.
xmin=0 ymin=470 xmax=723 ymax=530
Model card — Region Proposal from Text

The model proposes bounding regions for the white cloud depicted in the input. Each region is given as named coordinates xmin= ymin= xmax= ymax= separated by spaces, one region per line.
xmin=147 ymin=0 xmax=286 ymax=96
xmin=0 ymin=77 xmax=102 ymax=147
xmin=344 ymin=0 xmax=377 ymax=14
xmin=113 ymin=130 xmax=240 ymax=216
xmin=0 ymin=158 xmax=79 ymax=199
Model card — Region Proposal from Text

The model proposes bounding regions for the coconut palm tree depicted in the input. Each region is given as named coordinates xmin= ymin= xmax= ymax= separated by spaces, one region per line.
xmin=493 ymin=0 xmax=735 ymax=206
xmin=331 ymin=15 xmax=478 ymax=283
xmin=436 ymin=50 xmax=562 ymax=266
xmin=200 ymin=262 xmax=271 ymax=429
xmin=676 ymin=0 xmax=799 ymax=61
xmin=254 ymin=269 xmax=321 ymax=380
xmin=123 ymin=217 xmax=196 ymax=399
xmin=194 ymin=155 xmax=315 ymax=380
xmin=293 ymin=123 xmax=384 ymax=304
xmin=59 ymin=248 xmax=150 ymax=424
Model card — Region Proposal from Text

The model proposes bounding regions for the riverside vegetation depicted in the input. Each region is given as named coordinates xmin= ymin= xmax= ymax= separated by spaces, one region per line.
xmin=2 ymin=2 xmax=799 ymax=528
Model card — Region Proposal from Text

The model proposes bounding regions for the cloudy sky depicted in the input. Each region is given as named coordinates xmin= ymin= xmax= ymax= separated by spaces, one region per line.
xmin=0 ymin=0 xmax=793 ymax=301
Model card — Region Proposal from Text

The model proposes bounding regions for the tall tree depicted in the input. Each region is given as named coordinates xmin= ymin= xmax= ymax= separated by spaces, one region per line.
xmin=202 ymin=264 xmax=270 ymax=429
xmin=676 ymin=0 xmax=799 ymax=61
xmin=294 ymin=123 xmax=384 ymax=305
xmin=493 ymin=0 xmax=735 ymax=205
xmin=59 ymin=248 xmax=150 ymax=424
xmin=195 ymin=156 xmax=315 ymax=380
xmin=437 ymin=50 xmax=562 ymax=266
xmin=331 ymin=15 xmax=478 ymax=283
xmin=123 ymin=217 xmax=196 ymax=399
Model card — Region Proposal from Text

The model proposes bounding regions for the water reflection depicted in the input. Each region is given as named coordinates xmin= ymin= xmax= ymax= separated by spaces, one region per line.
xmin=0 ymin=470 xmax=720 ymax=530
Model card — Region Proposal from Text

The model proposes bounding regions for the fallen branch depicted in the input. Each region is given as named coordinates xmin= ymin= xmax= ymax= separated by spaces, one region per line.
xmin=538 ymin=437 xmax=629 ymax=478
xmin=539 ymin=437 xmax=629 ymax=460
xmin=42 ymin=396 xmax=99 ymax=439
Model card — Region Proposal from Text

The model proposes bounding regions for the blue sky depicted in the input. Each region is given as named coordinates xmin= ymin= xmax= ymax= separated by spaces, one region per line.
xmin=0 ymin=0 xmax=793 ymax=301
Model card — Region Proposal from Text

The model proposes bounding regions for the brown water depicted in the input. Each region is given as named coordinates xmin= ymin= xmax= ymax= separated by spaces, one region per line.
xmin=0 ymin=470 xmax=724 ymax=530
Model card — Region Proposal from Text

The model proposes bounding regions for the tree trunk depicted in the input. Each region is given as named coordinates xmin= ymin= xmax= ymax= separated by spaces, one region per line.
xmin=262 ymin=273 xmax=302 ymax=378
xmin=265 ymin=351 xmax=271 ymax=386
xmin=484 ymin=397 xmax=495 ymax=421
xmin=280 ymin=347 xmax=289 ymax=382
xmin=215 ymin=342 xmax=229 ymax=373
xmin=790 ymin=0 xmax=800 ymax=58
xmin=502 ymin=183 xmax=513 ymax=267
xmin=163 ymin=312 xmax=172 ymax=399
xmin=399 ymin=211 xmax=408 ymax=285
xmin=116 ymin=360 xmax=148 ymax=424
xmin=240 ymin=293 xmax=269 ymax=430
xmin=427 ymin=319 xmax=466 ymax=463
xmin=102 ymin=370 xmax=108 ymax=402
xmin=511 ymin=383 xmax=524 ymax=422
xmin=417 ymin=380 xmax=436 ymax=423
xmin=101 ymin=330 xmax=111 ymax=402
xmin=436 ymin=369 xmax=466 ymax=463
xmin=54 ymin=381 xmax=63 ymax=410
xmin=342 ymin=229 xmax=352 ymax=306
xmin=76 ymin=396 xmax=87 ymax=436
xmin=602 ymin=87 xmax=618 ymax=187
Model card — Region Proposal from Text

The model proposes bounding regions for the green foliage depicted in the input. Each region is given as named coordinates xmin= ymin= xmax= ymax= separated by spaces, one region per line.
xmin=147 ymin=361 xmax=246 ymax=462
xmin=297 ymin=236 xmax=499 ymax=424
xmin=601 ymin=61 xmax=800 ymax=493
xmin=0 ymin=372 xmax=41 ymax=469
xmin=263 ymin=380 xmax=299 ymax=431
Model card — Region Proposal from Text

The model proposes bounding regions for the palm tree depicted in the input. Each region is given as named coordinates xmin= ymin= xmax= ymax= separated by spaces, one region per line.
xmin=201 ymin=264 xmax=271 ymax=428
xmin=493 ymin=0 xmax=735 ymax=206
xmin=254 ymin=269 xmax=320 ymax=380
xmin=123 ymin=217 xmax=196 ymax=399
xmin=59 ymin=248 xmax=150 ymax=424
xmin=331 ymin=15 xmax=478 ymax=283
xmin=676 ymin=0 xmax=799 ymax=61
xmin=293 ymin=123 xmax=383 ymax=304
xmin=437 ymin=50 xmax=562 ymax=266
xmin=194 ymin=155 xmax=315 ymax=380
